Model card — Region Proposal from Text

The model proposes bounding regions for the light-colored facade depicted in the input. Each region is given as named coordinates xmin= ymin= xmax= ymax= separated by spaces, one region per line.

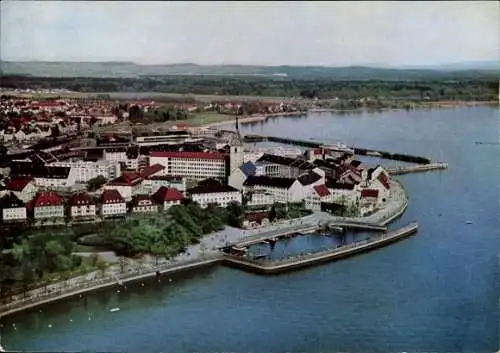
xmin=2 ymin=207 xmax=27 ymax=222
xmin=49 ymin=161 xmax=120 ymax=183
xmin=34 ymin=205 xmax=64 ymax=220
xmin=246 ymin=189 xmax=275 ymax=208
xmin=150 ymin=152 xmax=227 ymax=181
xmin=71 ymin=204 xmax=96 ymax=218
xmin=191 ymin=191 xmax=242 ymax=208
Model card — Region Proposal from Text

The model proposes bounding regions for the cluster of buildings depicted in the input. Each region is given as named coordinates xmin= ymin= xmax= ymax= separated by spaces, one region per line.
xmin=0 ymin=96 xmax=119 ymax=146
xmin=174 ymin=100 xmax=301 ymax=116
xmin=0 ymin=104 xmax=395 ymax=229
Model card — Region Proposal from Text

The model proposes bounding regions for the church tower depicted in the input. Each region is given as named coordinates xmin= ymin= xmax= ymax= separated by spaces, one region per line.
xmin=229 ymin=116 xmax=244 ymax=174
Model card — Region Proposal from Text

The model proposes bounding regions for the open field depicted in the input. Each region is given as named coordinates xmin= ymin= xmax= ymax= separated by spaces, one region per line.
xmin=1 ymin=90 xmax=302 ymax=103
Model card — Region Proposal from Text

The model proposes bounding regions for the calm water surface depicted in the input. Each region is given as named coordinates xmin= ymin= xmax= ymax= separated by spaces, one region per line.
xmin=2 ymin=107 xmax=499 ymax=352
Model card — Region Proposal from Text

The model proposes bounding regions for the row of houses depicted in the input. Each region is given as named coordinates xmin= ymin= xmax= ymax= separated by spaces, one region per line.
xmin=0 ymin=176 xmax=242 ymax=224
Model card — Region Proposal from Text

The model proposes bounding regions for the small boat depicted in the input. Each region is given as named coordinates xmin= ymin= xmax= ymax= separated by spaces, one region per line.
xmin=109 ymin=308 xmax=120 ymax=312
xmin=465 ymin=221 xmax=473 ymax=225
xmin=321 ymin=142 xmax=355 ymax=154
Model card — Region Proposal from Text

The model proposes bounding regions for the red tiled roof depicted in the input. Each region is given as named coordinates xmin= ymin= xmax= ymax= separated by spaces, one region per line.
xmin=70 ymin=192 xmax=95 ymax=206
xmin=30 ymin=192 xmax=64 ymax=208
xmin=140 ymin=164 xmax=165 ymax=179
xmin=107 ymin=172 xmax=143 ymax=186
xmin=313 ymin=184 xmax=330 ymax=197
xmin=101 ymin=189 xmax=125 ymax=204
xmin=6 ymin=177 xmax=34 ymax=192
xmin=377 ymin=172 xmax=391 ymax=190
xmin=150 ymin=151 xmax=227 ymax=160
xmin=152 ymin=187 xmax=184 ymax=202
xmin=361 ymin=189 xmax=379 ymax=198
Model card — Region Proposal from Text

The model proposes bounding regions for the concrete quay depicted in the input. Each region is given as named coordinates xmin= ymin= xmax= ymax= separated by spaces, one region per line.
xmin=387 ymin=162 xmax=449 ymax=175
xmin=223 ymin=221 xmax=418 ymax=275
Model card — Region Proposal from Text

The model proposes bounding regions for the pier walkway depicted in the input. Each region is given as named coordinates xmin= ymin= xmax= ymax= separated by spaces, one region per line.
xmin=223 ymin=222 xmax=418 ymax=274
xmin=387 ymin=163 xmax=448 ymax=175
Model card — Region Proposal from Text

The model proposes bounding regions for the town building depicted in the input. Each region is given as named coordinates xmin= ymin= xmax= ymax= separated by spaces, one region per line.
xmin=187 ymin=178 xmax=242 ymax=208
xmin=103 ymin=172 xmax=143 ymax=201
xmin=49 ymin=160 xmax=121 ymax=183
xmin=152 ymin=186 xmax=184 ymax=211
xmin=141 ymin=175 xmax=187 ymax=195
xmin=100 ymin=189 xmax=127 ymax=218
xmin=149 ymin=151 xmax=227 ymax=181
xmin=242 ymin=175 xmax=303 ymax=204
xmin=255 ymin=154 xmax=315 ymax=179
xmin=228 ymin=161 xmax=256 ymax=191
xmin=130 ymin=194 xmax=158 ymax=214
xmin=30 ymin=191 xmax=65 ymax=220
xmin=245 ymin=189 xmax=275 ymax=209
xmin=10 ymin=162 xmax=74 ymax=188
xmin=69 ymin=192 xmax=96 ymax=219
xmin=6 ymin=176 xmax=37 ymax=203
xmin=229 ymin=117 xmax=244 ymax=174
xmin=0 ymin=192 xmax=27 ymax=223
xmin=242 ymin=211 xmax=270 ymax=229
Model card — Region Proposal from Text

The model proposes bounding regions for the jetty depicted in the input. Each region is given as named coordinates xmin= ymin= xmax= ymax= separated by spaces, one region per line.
xmin=387 ymin=163 xmax=448 ymax=175
xmin=244 ymin=135 xmax=437 ymax=165
xmin=223 ymin=222 xmax=418 ymax=275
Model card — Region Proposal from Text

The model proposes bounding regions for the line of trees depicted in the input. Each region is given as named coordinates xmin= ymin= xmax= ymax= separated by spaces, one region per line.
xmin=1 ymin=76 xmax=497 ymax=101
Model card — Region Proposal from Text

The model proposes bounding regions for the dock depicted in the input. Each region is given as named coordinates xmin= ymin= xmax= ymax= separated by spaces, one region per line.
xmin=327 ymin=221 xmax=387 ymax=232
xmin=387 ymin=163 xmax=448 ymax=175
xmin=223 ymin=222 xmax=418 ymax=275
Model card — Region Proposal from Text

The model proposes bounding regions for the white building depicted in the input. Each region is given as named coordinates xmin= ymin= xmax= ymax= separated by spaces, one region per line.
xmin=228 ymin=161 xmax=257 ymax=191
xmin=363 ymin=165 xmax=391 ymax=205
xmin=229 ymin=118 xmax=244 ymax=174
xmin=101 ymin=189 xmax=127 ymax=217
xmin=103 ymin=147 xmax=142 ymax=170
xmin=31 ymin=192 xmax=65 ymax=220
xmin=152 ymin=186 xmax=184 ymax=211
xmin=49 ymin=160 xmax=121 ymax=183
xmin=242 ymin=176 xmax=304 ymax=204
xmin=0 ymin=192 xmax=27 ymax=223
xmin=142 ymin=175 xmax=187 ymax=195
xmin=131 ymin=195 xmax=158 ymax=213
xmin=103 ymin=172 xmax=143 ymax=201
xmin=245 ymin=189 xmax=275 ymax=209
xmin=69 ymin=192 xmax=96 ymax=219
xmin=150 ymin=151 xmax=227 ymax=181
xmin=187 ymin=179 xmax=242 ymax=208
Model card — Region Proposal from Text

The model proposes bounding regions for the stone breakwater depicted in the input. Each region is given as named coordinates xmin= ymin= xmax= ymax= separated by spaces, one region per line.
xmin=223 ymin=222 xmax=419 ymax=275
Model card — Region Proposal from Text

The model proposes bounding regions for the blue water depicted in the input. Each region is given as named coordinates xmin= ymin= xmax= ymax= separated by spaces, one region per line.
xmin=247 ymin=231 xmax=374 ymax=261
xmin=2 ymin=106 xmax=499 ymax=352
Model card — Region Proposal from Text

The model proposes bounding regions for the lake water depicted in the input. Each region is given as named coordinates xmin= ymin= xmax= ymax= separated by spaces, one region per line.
xmin=2 ymin=106 xmax=499 ymax=352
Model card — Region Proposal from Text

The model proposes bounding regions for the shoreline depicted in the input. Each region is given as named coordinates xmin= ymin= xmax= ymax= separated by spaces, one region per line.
xmin=0 ymin=182 xmax=410 ymax=319
xmin=198 ymin=101 xmax=497 ymax=129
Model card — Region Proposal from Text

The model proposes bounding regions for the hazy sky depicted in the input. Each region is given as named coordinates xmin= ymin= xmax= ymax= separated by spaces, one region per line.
xmin=1 ymin=1 xmax=499 ymax=66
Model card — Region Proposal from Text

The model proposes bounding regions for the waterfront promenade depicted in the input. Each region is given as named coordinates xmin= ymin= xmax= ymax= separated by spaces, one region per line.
xmin=0 ymin=181 xmax=408 ymax=318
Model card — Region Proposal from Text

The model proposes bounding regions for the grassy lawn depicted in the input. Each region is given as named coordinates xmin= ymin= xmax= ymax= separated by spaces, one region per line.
xmin=185 ymin=112 xmax=234 ymax=126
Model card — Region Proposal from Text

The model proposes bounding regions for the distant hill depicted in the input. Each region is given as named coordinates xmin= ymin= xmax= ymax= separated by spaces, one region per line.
xmin=1 ymin=61 xmax=498 ymax=80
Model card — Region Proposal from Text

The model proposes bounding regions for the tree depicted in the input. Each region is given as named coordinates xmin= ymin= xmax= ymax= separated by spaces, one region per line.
xmin=269 ymin=206 xmax=277 ymax=223
xmin=0 ymin=143 xmax=7 ymax=157
xmin=225 ymin=201 xmax=244 ymax=228
xmin=87 ymin=175 xmax=107 ymax=191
